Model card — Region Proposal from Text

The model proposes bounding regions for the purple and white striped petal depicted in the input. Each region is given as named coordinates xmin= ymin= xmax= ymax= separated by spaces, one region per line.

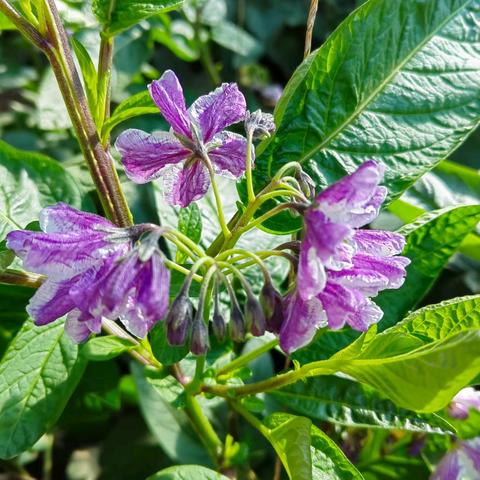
xmin=190 ymin=82 xmax=246 ymax=143
xmin=148 ymin=70 xmax=192 ymax=139
xmin=116 ymin=129 xmax=191 ymax=184
xmin=353 ymin=229 xmax=406 ymax=257
xmin=279 ymin=292 xmax=327 ymax=354
xmin=65 ymin=309 xmax=101 ymax=343
xmin=27 ymin=277 xmax=78 ymax=326
xmin=316 ymin=161 xmax=386 ymax=228
xmin=163 ymin=160 xmax=210 ymax=207
xmin=40 ymin=203 xmax=114 ymax=234
xmin=431 ymin=449 xmax=461 ymax=480
xmin=449 ymin=388 xmax=480 ymax=419
xmin=208 ymin=131 xmax=251 ymax=179
xmin=297 ymin=236 xmax=327 ymax=301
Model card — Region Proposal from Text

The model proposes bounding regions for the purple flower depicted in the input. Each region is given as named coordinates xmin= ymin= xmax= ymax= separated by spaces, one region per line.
xmin=280 ymin=161 xmax=410 ymax=354
xmin=449 ymin=388 xmax=480 ymax=419
xmin=432 ymin=438 xmax=480 ymax=480
xmin=115 ymin=70 xmax=249 ymax=207
xmin=6 ymin=203 xmax=170 ymax=342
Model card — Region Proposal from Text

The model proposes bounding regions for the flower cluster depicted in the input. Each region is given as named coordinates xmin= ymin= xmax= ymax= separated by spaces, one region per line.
xmin=280 ymin=161 xmax=410 ymax=353
xmin=6 ymin=203 xmax=170 ymax=342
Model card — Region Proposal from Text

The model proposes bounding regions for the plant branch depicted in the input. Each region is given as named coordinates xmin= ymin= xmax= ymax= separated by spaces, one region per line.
xmin=304 ymin=0 xmax=318 ymax=58
xmin=97 ymin=34 xmax=114 ymax=135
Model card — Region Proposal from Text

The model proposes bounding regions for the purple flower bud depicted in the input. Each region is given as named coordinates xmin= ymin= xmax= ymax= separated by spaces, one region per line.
xmin=296 ymin=170 xmax=316 ymax=198
xmin=190 ymin=313 xmax=209 ymax=355
xmin=212 ymin=292 xmax=226 ymax=342
xmin=230 ymin=302 xmax=246 ymax=342
xmin=245 ymin=294 xmax=266 ymax=337
xmin=166 ymin=294 xmax=193 ymax=346
xmin=245 ymin=109 xmax=276 ymax=140
xmin=260 ymin=283 xmax=284 ymax=334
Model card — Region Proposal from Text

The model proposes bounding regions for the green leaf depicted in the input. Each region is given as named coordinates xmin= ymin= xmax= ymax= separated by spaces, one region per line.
xmin=176 ymin=203 xmax=202 ymax=263
xmin=0 ymin=12 xmax=15 ymax=30
xmin=145 ymin=370 xmax=186 ymax=408
xmin=0 ymin=139 xmax=89 ymax=241
xmin=270 ymin=376 xmax=454 ymax=434
xmin=377 ymin=205 xmax=480 ymax=330
xmin=211 ymin=21 xmax=259 ymax=57
xmin=94 ymin=0 xmax=184 ymax=36
xmin=335 ymin=296 xmax=480 ymax=412
xmin=131 ymin=362 xmax=209 ymax=464
xmin=102 ymin=90 xmax=158 ymax=141
xmin=255 ymin=0 xmax=480 ymax=231
xmin=0 ymin=319 xmax=86 ymax=459
xmin=147 ymin=465 xmax=229 ymax=480
xmin=81 ymin=335 xmax=134 ymax=361
xmin=71 ymin=37 xmax=98 ymax=119
xmin=150 ymin=321 xmax=190 ymax=365
xmin=0 ymin=240 xmax=14 ymax=272
xmin=264 ymin=413 xmax=363 ymax=480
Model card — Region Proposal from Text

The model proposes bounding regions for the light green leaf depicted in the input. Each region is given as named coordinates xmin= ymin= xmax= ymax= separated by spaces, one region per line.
xmin=211 ymin=21 xmax=259 ymax=57
xmin=264 ymin=413 xmax=363 ymax=480
xmin=0 ymin=240 xmax=14 ymax=272
xmin=102 ymin=90 xmax=158 ymax=142
xmin=270 ymin=376 xmax=454 ymax=433
xmin=150 ymin=321 xmax=190 ymax=365
xmin=183 ymin=0 xmax=226 ymax=26
xmin=94 ymin=0 xmax=183 ymax=36
xmin=147 ymin=465 xmax=229 ymax=480
xmin=0 ymin=140 xmax=88 ymax=241
xmin=81 ymin=335 xmax=134 ymax=361
xmin=131 ymin=362 xmax=209 ymax=464
xmin=255 ymin=0 xmax=480 ymax=231
xmin=377 ymin=205 xmax=480 ymax=330
xmin=176 ymin=203 xmax=202 ymax=263
xmin=0 ymin=319 xmax=86 ymax=459
xmin=0 ymin=12 xmax=15 ymax=30
xmin=71 ymin=37 xmax=98 ymax=119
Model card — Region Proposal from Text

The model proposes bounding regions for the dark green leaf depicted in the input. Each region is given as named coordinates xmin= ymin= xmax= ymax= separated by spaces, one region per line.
xmin=0 ymin=240 xmax=14 ymax=272
xmin=81 ymin=335 xmax=134 ymax=361
xmin=147 ymin=465 xmax=229 ymax=480
xmin=211 ymin=21 xmax=260 ymax=57
xmin=377 ymin=205 xmax=480 ymax=330
xmin=150 ymin=321 xmax=189 ymax=365
xmin=0 ymin=319 xmax=86 ymax=459
xmin=0 ymin=139 xmax=90 ymax=241
xmin=102 ymin=90 xmax=158 ymax=142
xmin=94 ymin=0 xmax=184 ymax=36
xmin=270 ymin=376 xmax=454 ymax=433
xmin=255 ymin=0 xmax=480 ymax=232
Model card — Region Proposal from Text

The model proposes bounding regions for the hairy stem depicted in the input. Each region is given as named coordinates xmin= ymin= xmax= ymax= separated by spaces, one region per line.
xmin=245 ymin=130 xmax=255 ymax=203
xmin=0 ymin=269 xmax=45 ymax=288
xmin=97 ymin=35 xmax=114 ymax=135
xmin=304 ymin=0 xmax=319 ymax=58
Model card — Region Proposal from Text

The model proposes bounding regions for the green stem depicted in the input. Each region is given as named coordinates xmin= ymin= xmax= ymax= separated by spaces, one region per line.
xmin=165 ymin=228 xmax=206 ymax=257
xmin=0 ymin=269 xmax=45 ymax=288
xmin=245 ymin=130 xmax=255 ymax=203
xmin=164 ymin=259 xmax=203 ymax=282
xmin=230 ymin=401 xmax=270 ymax=436
xmin=217 ymin=339 xmax=279 ymax=377
xmin=304 ymin=0 xmax=319 ymax=59
xmin=184 ymin=394 xmax=222 ymax=463
xmin=97 ymin=34 xmax=114 ymax=137
xmin=236 ymin=203 xmax=295 ymax=236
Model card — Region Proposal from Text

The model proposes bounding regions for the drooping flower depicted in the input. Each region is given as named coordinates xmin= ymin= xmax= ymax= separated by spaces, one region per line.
xmin=431 ymin=438 xmax=480 ymax=480
xmin=280 ymin=161 xmax=410 ymax=354
xmin=6 ymin=203 xmax=170 ymax=342
xmin=115 ymin=70 xmax=249 ymax=207
xmin=449 ymin=388 xmax=480 ymax=419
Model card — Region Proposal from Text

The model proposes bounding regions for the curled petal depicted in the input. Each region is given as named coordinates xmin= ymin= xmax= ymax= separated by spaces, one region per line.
xmin=40 ymin=203 xmax=113 ymax=234
xmin=148 ymin=70 xmax=192 ymax=138
xmin=163 ymin=160 xmax=210 ymax=207
xmin=190 ymin=82 xmax=246 ymax=142
xmin=297 ymin=239 xmax=327 ymax=301
xmin=116 ymin=129 xmax=190 ymax=184
xmin=353 ymin=229 xmax=406 ymax=257
xmin=27 ymin=278 xmax=77 ymax=326
xmin=208 ymin=132 xmax=251 ymax=179
xmin=279 ymin=292 xmax=327 ymax=354
xmin=449 ymin=388 xmax=480 ymax=419
xmin=316 ymin=161 xmax=386 ymax=227
xmin=65 ymin=309 xmax=101 ymax=343
xmin=6 ymin=230 xmax=113 ymax=279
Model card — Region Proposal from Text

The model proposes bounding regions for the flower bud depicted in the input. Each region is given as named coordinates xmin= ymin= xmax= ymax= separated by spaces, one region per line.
xmin=245 ymin=109 xmax=276 ymax=140
xmin=190 ymin=313 xmax=209 ymax=355
xmin=296 ymin=170 xmax=316 ymax=198
xmin=260 ymin=283 xmax=284 ymax=334
xmin=230 ymin=302 xmax=246 ymax=342
xmin=212 ymin=293 xmax=226 ymax=342
xmin=245 ymin=294 xmax=266 ymax=337
xmin=165 ymin=290 xmax=193 ymax=346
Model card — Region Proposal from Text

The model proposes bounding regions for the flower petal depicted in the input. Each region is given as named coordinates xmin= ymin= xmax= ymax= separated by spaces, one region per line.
xmin=148 ymin=70 xmax=192 ymax=138
xmin=279 ymin=292 xmax=327 ymax=354
xmin=208 ymin=132 xmax=250 ymax=179
xmin=116 ymin=129 xmax=190 ymax=184
xmin=316 ymin=160 xmax=386 ymax=227
xmin=6 ymin=230 xmax=112 ymax=279
xmin=27 ymin=278 xmax=77 ymax=325
xmin=190 ymin=83 xmax=246 ymax=143
xmin=431 ymin=450 xmax=461 ymax=480
xmin=64 ymin=309 xmax=101 ymax=343
xmin=163 ymin=160 xmax=210 ymax=207
xmin=449 ymin=388 xmax=480 ymax=419
xmin=353 ymin=229 xmax=406 ymax=257
xmin=297 ymin=238 xmax=327 ymax=300
xmin=40 ymin=203 xmax=113 ymax=234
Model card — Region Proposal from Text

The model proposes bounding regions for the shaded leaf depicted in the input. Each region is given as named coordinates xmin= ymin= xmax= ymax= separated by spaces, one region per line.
xmin=147 ymin=465 xmax=228 ymax=480
xmin=81 ymin=335 xmax=134 ymax=362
